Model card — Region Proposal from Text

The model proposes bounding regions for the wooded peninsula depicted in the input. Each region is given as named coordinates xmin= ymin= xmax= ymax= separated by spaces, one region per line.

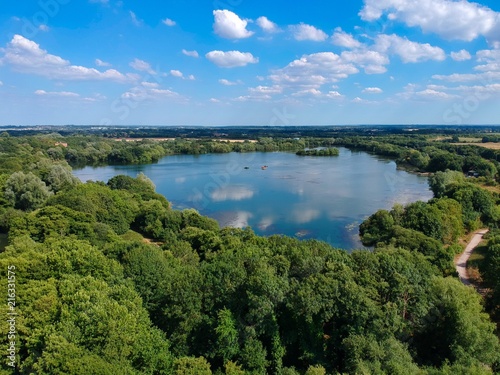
xmin=0 ymin=125 xmax=499 ymax=374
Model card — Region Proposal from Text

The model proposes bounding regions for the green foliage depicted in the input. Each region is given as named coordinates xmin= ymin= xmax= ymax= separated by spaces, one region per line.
xmin=215 ymin=309 xmax=239 ymax=364
xmin=4 ymin=171 xmax=52 ymax=211
xmin=49 ymin=183 xmax=138 ymax=234
xmin=174 ymin=357 xmax=212 ymax=375
xmin=1 ymin=132 xmax=500 ymax=375
xmin=413 ymin=277 xmax=500 ymax=368
xmin=296 ymin=148 xmax=339 ymax=156
xmin=45 ymin=164 xmax=80 ymax=193
xmin=359 ymin=209 xmax=394 ymax=246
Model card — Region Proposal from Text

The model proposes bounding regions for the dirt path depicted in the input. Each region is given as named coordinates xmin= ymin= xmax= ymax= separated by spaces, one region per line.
xmin=455 ymin=229 xmax=489 ymax=286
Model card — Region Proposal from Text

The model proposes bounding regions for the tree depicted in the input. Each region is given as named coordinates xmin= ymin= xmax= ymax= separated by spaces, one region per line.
xmin=174 ymin=357 xmax=212 ymax=375
xmin=428 ymin=170 xmax=465 ymax=198
xmin=45 ymin=164 xmax=80 ymax=193
xmin=412 ymin=277 xmax=500 ymax=368
xmin=4 ymin=172 xmax=52 ymax=211
xmin=215 ymin=309 xmax=239 ymax=364
xmin=359 ymin=210 xmax=394 ymax=246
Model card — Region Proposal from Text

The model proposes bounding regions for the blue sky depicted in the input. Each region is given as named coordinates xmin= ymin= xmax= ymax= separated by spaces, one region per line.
xmin=1 ymin=0 xmax=500 ymax=126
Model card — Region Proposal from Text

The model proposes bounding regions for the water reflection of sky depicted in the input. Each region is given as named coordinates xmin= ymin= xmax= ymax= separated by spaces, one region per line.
xmin=73 ymin=149 xmax=433 ymax=250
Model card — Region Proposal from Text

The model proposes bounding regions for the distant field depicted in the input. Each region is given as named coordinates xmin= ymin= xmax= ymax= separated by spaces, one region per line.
xmin=454 ymin=142 xmax=500 ymax=149
xmin=113 ymin=137 xmax=257 ymax=143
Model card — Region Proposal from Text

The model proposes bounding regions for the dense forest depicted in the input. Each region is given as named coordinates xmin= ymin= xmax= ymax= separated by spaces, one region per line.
xmin=0 ymin=129 xmax=499 ymax=374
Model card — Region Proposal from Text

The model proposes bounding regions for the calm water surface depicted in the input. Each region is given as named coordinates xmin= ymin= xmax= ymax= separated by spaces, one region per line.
xmin=73 ymin=148 xmax=432 ymax=250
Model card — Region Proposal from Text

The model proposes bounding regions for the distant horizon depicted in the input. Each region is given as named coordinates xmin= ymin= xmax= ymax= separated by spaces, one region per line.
xmin=2 ymin=124 xmax=500 ymax=129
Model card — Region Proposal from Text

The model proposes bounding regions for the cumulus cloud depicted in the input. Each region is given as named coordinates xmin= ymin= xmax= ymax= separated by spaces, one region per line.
xmin=1 ymin=35 xmax=136 ymax=83
xmin=290 ymin=23 xmax=328 ymax=41
xmin=341 ymin=50 xmax=389 ymax=74
xmin=362 ymin=87 xmax=383 ymax=94
xmin=359 ymin=0 xmax=499 ymax=43
xmin=326 ymin=90 xmax=344 ymax=99
xmin=129 ymin=58 xmax=156 ymax=74
xmin=206 ymin=50 xmax=258 ymax=68
xmin=35 ymin=90 xmax=79 ymax=97
xmin=248 ymin=85 xmax=283 ymax=94
xmin=256 ymin=16 xmax=279 ymax=33
xmin=141 ymin=81 xmax=159 ymax=88
xmin=121 ymin=86 xmax=183 ymax=101
xmin=213 ymin=10 xmax=254 ymax=39
xmin=170 ymin=69 xmax=183 ymax=78
xmin=292 ymin=88 xmax=322 ymax=96
xmin=95 ymin=58 xmax=111 ymax=67
xmin=182 ymin=49 xmax=199 ymax=58
xmin=432 ymin=71 xmax=500 ymax=82
xmin=375 ymin=34 xmax=446 ymax=63
xmin=414 ymin=89 xmax=458 ymax=100
xmin=162 ymin=18 xmax=176 ymax=26
xmin=331 ymin=27 xmax=362 ymax=48
xmin=269 ymin=52 xmax=359 ymax=90
xmin=451 ymin=49 xmax=472 ymax=61
xmin=219 ymin=79 xmax=241 ymax=86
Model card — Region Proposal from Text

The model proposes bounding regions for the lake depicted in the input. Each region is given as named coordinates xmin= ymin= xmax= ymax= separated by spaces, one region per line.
xmin=73 ymin=148 xmax=433 ymax=250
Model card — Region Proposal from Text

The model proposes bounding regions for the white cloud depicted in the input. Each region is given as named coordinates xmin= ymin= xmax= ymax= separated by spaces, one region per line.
xmin=474 ymin=48 xmax=500 ymax=72
xmin=206 ymin=50 xmax=258 ymax=68
xmin=182 ymin=49 xmax=199 ymax=58
xmin=1 ymin=35 xmax=135 ymax=83
xmin=209 ymin=98 xmax=221 ymax=103
xmin=234 ymin=94 xmax=272 ymax=102
xmin=453 ymin=83 xmax=500 ymax=94
xmin=130 ymin=11 xmax=142 ymax=27
xmin=170 ymin=69 xmax=183 ymax=78
xmin=129 ymin=58 xmax=156 ymax=74
xmin=451 ymin=49 xmax=472 ymax=61
xmin=95 ymin=58 xmax=111 ymax=67
xmin=187 ymin=74 xmax=195 ymax=81
xmin=248 ymin=85 xmax=282 ymax=94
xmin=331 ymin=27 xmax=362 ymax=48
xmin=213 ymin=10 xmax=254 ymax=39
xmin=162 ymin=18 xmax=176 ymax=26
xmin=39 ymin=25 xmax=49 ymax=32
xmin=341 ymin=50 xmax=389 ymax=74
xmin=269 ymin=52 xmax=358 ymax=90
xmin=256 ymin=16 xmax=279 ymax=33
xmin=0 ymin=81 xmax=3 ymax=86
xmin=362 ymin=87 xmax=383 ymax=94
xmin=219 ymin=79 xmax=241 ymax=86
xmin=326 ymin=90 xmax=344 ymax=99
xmin=290 ymin=23 xmax=328 ymax=41
xmin=415 ymin=89 xmax=457 ymax=100
xmin=121 ymin=86 xmax=183 ymax=101
xmin=141 ymin=81 xmax=159 ymax=88
xmin=35 ymin=89 xmax=79 ymax=97
xmin=360 ymin=0 xmax=499 ymax=43
xmin=375 ymin=34 xmax=446 ymax=63
xmin=432 ymin=71 xmax=500 ymax=82
xmin=292 ymin=88 xmax=322 ymax=96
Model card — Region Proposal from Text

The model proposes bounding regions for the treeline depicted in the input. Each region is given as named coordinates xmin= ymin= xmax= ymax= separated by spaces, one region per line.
xmin=334 ymin=136 xmax=500 ymax=180
xmin=296 ymin=148 xmax=339 ymax=156
xmin=16 ymin=134 xmax=335 ymax=166
xmin=0 ymin=134 xmax=499 ymax=374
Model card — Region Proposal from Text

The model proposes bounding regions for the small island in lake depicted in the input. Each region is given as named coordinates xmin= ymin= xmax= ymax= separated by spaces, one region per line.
xmin=296 ymin=147 xmax=340 ymax=156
